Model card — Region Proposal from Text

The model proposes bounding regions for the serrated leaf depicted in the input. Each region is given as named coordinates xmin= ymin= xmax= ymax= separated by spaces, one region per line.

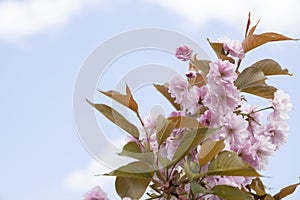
xmin=172 ymin=128 xmax=218 ymax=165
xmin=115 ymin=176 xmax=150 ymax=199
xmin=243 ymin=33 xmax=298 ymax=53
xmin=153 ymin=83 xmax=181 ymax=110
xmin=242 ymin=16 xmax=298 ymax=53
xmin=250 ymin=59 xmax=291 ymax=76
xmin=273 ymin=182 xmax=300 ymax=200
xmin=235 ymin=67 xmax=266 ymax=90
xmin=235 ymin=67 xmax=277 ymax=99
xmin=211 ymin=185 xmax=254 ymax=200
xmin=189 ymin=54 xmax=211 ymax=75
xmin=198 ymin=139 xmax=225 ymax=166
xmin=156 ymin=115 xmax=176 ymax=146
xmin=167 ymin=116 xmax=204 ymax=129
xmin=87 ymin=101 xmax=139 ymax=138
xmin=207 ymin=151 xmax=261 ymax=177
xmin=249 ymin=177 xmax=266 ymax=196
xmin=105 ymin=161 xmax=154 ymax=179
xmin=207 ymin=39 xmax=235 ymax=64
xmin=118 ymin=142 xmax=154 ymax=164
xmin=100 ymin=84 xmax=139 ymax=114
xmin=242 ymin=85 xmax=277 ymax=99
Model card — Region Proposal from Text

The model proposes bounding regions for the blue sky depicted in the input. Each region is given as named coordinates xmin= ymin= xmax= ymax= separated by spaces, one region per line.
xmin=1 ymin=1 xmax=300 ymax=200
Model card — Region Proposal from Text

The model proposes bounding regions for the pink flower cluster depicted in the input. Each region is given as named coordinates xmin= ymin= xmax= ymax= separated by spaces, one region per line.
xmin=83 ymin=186 xmax=109 ymax=200
xmin=84 ymin=40 xmax=292 ymax=199
xmin=167 ymin=48 xmax=291 ymax=194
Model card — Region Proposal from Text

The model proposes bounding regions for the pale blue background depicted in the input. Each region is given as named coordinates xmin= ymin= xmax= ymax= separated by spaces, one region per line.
xmin=1 ymin=0 xmax=299 ymax=199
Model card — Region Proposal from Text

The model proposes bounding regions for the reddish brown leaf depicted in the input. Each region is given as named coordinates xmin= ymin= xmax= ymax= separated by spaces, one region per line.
xmin=250 ymin=178 xmax=266 ymax=196
xmin=207 ymin=39 xmax=235 ymax=64
xmin=168 ymin=116 xmax=205 ymax=129
xmin=250 ymin=59 xmax=291 ymax=76
xmin=273 ymin=182 xmax=300 ymax=200
xmin=100 ymin=84 xmax=139 ymax=113
xmin=189 ymin=54 xmax=211 ymax=75
xmin=242 ymin=14 xmax=298 ymax=53
xmin=242 ymin=32 xmax=297 ymax=53
xmin=87 ymin=101 xmax=140 ymax=138
xmin=153 ymin=83 xmax=181 ymax=110
xmin=189 ymin=72 xmax=207 ymax=88
xmin=264 ymin=194 xmax=275 ymax=200
xmin=244 ymin=12 xmax=251 ymax=38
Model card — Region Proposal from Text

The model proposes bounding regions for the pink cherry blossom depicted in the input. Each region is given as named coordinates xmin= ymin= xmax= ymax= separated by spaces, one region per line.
xmin=241 ymin=135 xmax=276 ymax=170
xmin=169 ymin=110 xmax=183 ymax=117
xmin=175 ymin=45 xmax=193 ymax=61
xmin=262 ymin=122 xmax=289 ymax=149
xmin=199 ymin=109 xmax=221 ymax=128
xmin=268 ymin=89 xmax=292 ymax=121
xmin=168 ymin=75 xmax=189 ymax=105
xmin=83 ymin=186 xmax=109 ymax=200
xmin=207 ymin=59 xmax=237 ymax=86
xmin=221 ymin=113 xmax=249 ymax=145
xmin=217 ymin=36 xmax=245 ymax=59
xmin=204 ymin=85 xmax=240 ymax=115
xmin=186 ymin=85 xmax=208 ymax=115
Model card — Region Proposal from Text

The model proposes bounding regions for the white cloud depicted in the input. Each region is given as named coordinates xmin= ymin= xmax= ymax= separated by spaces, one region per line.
xmin=0 ymin=0 xmax=104 ymax=42
xmin=147 ymin=0 xmax=300 ymax=35
xmin=63 ymin=159 xmax=115 ymax=193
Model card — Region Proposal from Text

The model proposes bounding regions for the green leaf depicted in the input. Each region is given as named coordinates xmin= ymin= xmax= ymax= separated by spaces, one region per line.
xmin=207 ymin=151 xmax=261 ymax=177
xmin=153 ymin=83 xmax=181 ymax=110
xmin=121 ymin=142 xmax=141 ymax=154
xmin=167 ymin=116 xmax=205 ymax=129
xmin=105 ymin=161 xmax=154 ymax=179
xmin=189 ymin=54 xmax=211 ymax=75
xmin=157 ymin=151 xmax=172 ymax=168
xmin=100 ymin=84 xmax=139 ymax=114
xmin=115 ymin=176 xmax=150 ymax=199
xmin=273 ymin=182 xmax=300 ymax=200
xmin=211 ymin=185 xmax=254 ymax=200
xmin=198 ymin=139 xmax=225 ymax=166
xmin=87 ymin=101 xmax=140 ymax=138
xmin=118 ymin=142 xmax=154 ymax=164
xmin=172 ymin=128 xmax=219 ymax=165
xmin=207 ymin=39 xmax=235 ymax=64
xmin=235 ymin=67 xmax=266 ymax=90
xmin=156 ymin=115 xmax=176 ymax=146
xmin=190 ymin=181 xmax=212 ymax=195
xmin=250 ymin=59 xmax=292 ymax=76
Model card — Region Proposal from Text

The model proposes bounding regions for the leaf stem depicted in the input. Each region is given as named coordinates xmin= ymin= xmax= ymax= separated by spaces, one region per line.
xmin=235 ymin=59 xmax=242 ymax=73
xmin=252 ymin=106 xmax=273 ymax=114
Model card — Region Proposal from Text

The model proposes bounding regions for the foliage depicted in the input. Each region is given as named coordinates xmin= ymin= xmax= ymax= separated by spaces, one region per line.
xmin=85 ymin=13 xmax=298 ymax=200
